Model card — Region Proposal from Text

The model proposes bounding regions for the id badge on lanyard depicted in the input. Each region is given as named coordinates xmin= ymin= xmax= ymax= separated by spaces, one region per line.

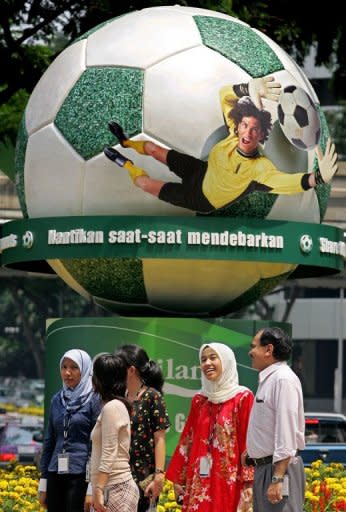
xmin=85 ymin=458 xmax=90 ymax=482
xmin=199 ymin=403 xmax=220 ymax=477
xmin=58 ymin=452 xmax=70 ymax=474
xmin=199 ymin=454 xmax=212 ymax=477
xmin=58 ymin=412 xmax=72 ymax=474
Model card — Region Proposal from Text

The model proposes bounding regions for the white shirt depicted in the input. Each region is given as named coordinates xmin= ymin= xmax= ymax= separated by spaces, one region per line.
xmin=246 ymin=361 xmax=305 ymax=463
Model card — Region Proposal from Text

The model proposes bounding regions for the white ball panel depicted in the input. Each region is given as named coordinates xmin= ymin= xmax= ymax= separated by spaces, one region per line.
xmin=280 ymin=92 xmax=297 ymax=115
xmin=25 ymin=41 xmax=87 ymax=136
xmin=86 ymin=9 xmax=202 ymax=69
xmin=266 ymin=189 xmax=320 ymax=223
xmin=292 ymin=88 xmax=312 ymax=109
xmin=25 ymin=125 xmax=84 ymax=217
xmin=144 ymin=46 xmax=250 ymax=158
xmin=140 ymin=5 xmax=248 ymax=25
xmin=143 ymin=259 xmax=295 ymax=313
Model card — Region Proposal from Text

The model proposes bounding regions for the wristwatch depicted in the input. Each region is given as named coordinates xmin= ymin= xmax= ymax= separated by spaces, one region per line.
xmin=271 ymin=475 xmax=284 ymax=484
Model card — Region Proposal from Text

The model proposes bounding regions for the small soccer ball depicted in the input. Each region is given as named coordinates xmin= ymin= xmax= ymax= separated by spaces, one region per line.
xmin=277 ymin=85 xmax=321 ymax=150
xmin=15 ymin=6 xmax=332 ymax=315
xmin=300 ymin=234 xmax=313 ymax=253
xmin=22 ymin=230 xmax=34 ymax=249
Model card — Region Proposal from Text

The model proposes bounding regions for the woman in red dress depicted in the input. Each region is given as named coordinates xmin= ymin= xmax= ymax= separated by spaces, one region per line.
xmin=166 ymin=342 xmax=254 ymax=511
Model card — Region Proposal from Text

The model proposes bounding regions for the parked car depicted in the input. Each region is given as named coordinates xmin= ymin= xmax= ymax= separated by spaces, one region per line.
xmin=300 ymin=412 xmax=346 ymax=466
xmin=0 ymin=408 xmax=7 ymax=429
xmin=0 ymin=421 xmax=43 ymax=467
xmin=0 ymin=386 xmax=18 ymax=407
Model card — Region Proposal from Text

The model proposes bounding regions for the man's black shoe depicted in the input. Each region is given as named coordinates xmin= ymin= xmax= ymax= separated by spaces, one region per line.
xmin=108 ymin=121 xmax=128 ymax=145
xmin=104 ymin=147 xmax=131 ymax=167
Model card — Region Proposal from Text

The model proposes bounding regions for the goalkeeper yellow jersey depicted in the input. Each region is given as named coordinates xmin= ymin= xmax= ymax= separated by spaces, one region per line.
xmin=202 ymin=85 xmax=307 ymax=209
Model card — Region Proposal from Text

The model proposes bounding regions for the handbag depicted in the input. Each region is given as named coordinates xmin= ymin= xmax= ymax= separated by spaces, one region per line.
xmin=138 ymin=476 xmax=157 ymax=512
xmin=139 ymin=473 xmax=155 ymax=492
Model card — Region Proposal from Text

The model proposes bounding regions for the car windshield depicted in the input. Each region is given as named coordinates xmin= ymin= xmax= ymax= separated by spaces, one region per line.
xmin=305 ymin=420 xmax=346 ymax=443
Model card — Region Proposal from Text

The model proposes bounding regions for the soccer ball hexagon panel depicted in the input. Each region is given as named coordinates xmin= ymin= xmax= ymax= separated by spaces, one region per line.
xmin=15 ymin=6 xmax=333 ymax=315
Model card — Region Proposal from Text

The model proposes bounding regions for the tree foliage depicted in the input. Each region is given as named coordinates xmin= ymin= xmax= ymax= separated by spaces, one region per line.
xmin=0 ymin=274 xmax=111 ymax=377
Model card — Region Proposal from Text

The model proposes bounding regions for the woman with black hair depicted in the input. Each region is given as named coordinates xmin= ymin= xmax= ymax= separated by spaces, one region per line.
xmin=90 ymin=353 xmax=139 ymax=512
xmin=115 ymin=344 xmax=170 ymax=512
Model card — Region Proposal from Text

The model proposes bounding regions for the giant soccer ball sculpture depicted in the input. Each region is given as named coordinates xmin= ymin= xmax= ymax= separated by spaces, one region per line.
xmin=15 ymin=6 xmax=332 ymax=315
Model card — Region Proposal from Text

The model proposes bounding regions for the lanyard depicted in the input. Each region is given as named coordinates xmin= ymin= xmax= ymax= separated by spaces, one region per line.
xmin=62 ymin=404 xmax=84 ymax=452
xmin=62 ymin=412 xmax=72 ymax=452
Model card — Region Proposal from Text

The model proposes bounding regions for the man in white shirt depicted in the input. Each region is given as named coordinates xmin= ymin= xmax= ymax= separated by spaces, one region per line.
xmin=245 ymin=327 xmax=306 ymax=511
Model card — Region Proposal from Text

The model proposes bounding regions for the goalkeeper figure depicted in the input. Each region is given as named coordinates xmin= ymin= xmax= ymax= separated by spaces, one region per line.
xmin=104 ymin=75 xmax=338 ymax=214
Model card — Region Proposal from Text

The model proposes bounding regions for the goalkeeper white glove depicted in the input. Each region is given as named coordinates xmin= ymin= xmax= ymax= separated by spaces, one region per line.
xmin=315 ymin=138 xmax=338 ymax=184
xmin=248 ymin=75 xmax=281 ymax=109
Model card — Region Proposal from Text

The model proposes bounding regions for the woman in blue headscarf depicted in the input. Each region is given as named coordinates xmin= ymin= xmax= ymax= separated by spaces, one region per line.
xmin=38 ymin=349 xmax=102 ymax=512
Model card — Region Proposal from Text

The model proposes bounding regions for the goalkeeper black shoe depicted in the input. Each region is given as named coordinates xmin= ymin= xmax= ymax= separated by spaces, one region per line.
xmin=108 ymin=121 xmax=128 ymax=146
xmin=103 ymin=147 xmax=131 ymax=167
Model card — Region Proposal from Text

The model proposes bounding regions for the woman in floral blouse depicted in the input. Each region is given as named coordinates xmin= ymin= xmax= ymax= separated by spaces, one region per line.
xmin=115 ymin=344 xmax=170 ymax=512
xmin=166 ymin=342 xmax=254 ymax=512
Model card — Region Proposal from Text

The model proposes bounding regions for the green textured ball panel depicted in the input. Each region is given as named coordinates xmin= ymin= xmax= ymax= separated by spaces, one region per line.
xmin=314 ymin=107 xmax=332 ymax=221
xmin=62 ymin=258 xmax=147 ymax=303
xmin=194 ymin=16 xmax=283 ymax=78
xmin=203 ymin=192 xmax=276 ymax=219
xmin=55 ymin=67 xmax=144 ymax=160
xmin=14 ymin=114 xmax=29 ymax=217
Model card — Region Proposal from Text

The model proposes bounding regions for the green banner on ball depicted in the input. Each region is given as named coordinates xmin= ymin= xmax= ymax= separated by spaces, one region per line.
xmin=0 ymin=216 xmax=345 ymax=269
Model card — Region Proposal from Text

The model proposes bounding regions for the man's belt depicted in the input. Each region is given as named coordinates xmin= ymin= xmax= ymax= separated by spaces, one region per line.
xmin=245 ymin=454 xmax=273 ymax=466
